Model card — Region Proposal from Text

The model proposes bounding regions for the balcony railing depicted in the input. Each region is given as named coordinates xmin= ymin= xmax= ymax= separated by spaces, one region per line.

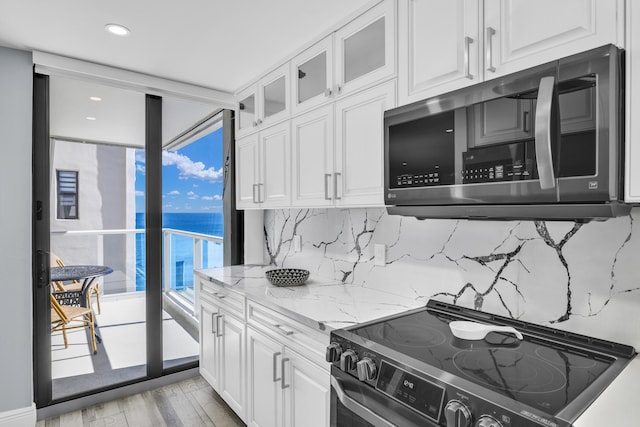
xmin=50 ymin=227 xmax=223 ymax=318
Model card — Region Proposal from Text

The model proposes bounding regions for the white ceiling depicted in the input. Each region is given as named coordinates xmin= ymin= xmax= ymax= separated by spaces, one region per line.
xmin=0 ymin=0 xmax=372 ymax=93
xmin=0 ymin=0 xmax=372 ymax=145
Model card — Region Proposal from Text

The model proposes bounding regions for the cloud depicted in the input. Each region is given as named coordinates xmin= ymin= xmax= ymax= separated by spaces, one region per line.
xmin=201 ymin=194 xmax=222 ymax=201
xmin=135 ymin=150 xmax=146 ymax=163
xmin=136 ymin=164 xmax=146 ymax=174
xmin=214 ymin=195 xmax=222 ymax=201
xmin=163 ymin=151 xmax=223 ymax=182
xmin=187 ymin=191 xmax=195 ymax=196
xmin=167 ymin=190 xmax=180 ymax=196
xmin=135 ymin=191 xmax=144 ymax=197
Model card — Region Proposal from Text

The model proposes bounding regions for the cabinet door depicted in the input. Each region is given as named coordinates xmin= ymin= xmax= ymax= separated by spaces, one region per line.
xmin=291 ymin=36 xmax=334 ymax=115
xmin=484 ymin=0 xmax=620 ymax=78
xmin=199 ymin=302 xmax=219 ymax=390
xmin=626 ymin=0 xmax=640 ymax=202
xmin=260 ymin=63 xmax=290 ymax=127
xmin=334 ymin=80 xmax=396 ymax=207
xmin=218 ymin=312 xmax=246 ymax=421
xmin=283 ymin=349 xmax=330 ymax=427
xmin=236 ymin=134 xmax=260 ymax=209
xmin=291 ymin=104 xmax=335 ymax=207
xmin=334 ymin=0 xmax=396 ymax=97
xmin=260 ymin=122 xmax=291 ymax=208
xmin=398 ymin=0 xmax=480 ymax=105
xmin=247 ymin=328 xmax=284 ymax=427
xmin=237 ymin=85 xmax=258 ymax=138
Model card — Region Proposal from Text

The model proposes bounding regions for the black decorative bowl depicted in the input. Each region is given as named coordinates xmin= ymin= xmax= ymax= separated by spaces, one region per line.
xmin=265 ymin=268 xmax=310 ymax=287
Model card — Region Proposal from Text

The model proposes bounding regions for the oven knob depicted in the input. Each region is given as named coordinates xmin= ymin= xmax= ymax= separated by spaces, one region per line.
xmin=444 ymin=400 xmax=472 ymax=427
xmin=356 ymin=357 xmax=377 ymax=381
xmin=339 ymin=349 xmax=358 ymax=371
xmin=476 ymin=415 xmax=502 ymax=427
xmin=325 ymin=342 xmax=343 ymax=363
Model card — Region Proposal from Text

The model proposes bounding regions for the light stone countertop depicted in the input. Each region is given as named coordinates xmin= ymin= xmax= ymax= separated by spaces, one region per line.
xmin=194 ymin=265 xmax=425 ymax=334
xmin=194 ymin=265 xmax=640 ymax=426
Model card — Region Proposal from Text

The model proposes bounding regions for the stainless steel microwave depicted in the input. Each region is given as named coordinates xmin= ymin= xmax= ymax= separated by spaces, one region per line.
xmin=384 ymin=44 xmax=630 ymax=220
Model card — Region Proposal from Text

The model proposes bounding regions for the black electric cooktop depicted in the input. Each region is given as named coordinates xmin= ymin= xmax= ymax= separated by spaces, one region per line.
xmin=347 ymin=301 xmax=632 ymax=416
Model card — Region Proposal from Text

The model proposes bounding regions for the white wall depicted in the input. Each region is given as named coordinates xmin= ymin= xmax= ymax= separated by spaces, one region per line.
xmin=0 ymin=46 xmax=35 ymax=417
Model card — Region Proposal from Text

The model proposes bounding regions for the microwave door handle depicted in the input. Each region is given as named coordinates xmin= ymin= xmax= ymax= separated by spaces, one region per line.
xmin=331 ymin=376 xmax=395 ymax=427
xmin=534 ymin=76 xmax=557 ymax=190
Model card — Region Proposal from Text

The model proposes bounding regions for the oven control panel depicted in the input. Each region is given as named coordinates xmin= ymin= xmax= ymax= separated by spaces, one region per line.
xmin=326 ymin=338 xmax=557 ymax=427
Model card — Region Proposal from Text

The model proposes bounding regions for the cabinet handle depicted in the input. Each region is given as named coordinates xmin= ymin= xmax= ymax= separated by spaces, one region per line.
xmin=211 ymin=312 xmax=217 ymax=334
xmin=213 ymin=292 xmax=226 ymax=299
xmin=523 ymin=111 xmax=530 ymax=133
xmin=336 ymin=84 xmax=342 ymax=95
xmin=325 ymin=88 xmax=332 ymax=97
xmin=464 ymin=36 xmax=474 ymax=79
xmin=324 ymin=173 xmax=332 ymax=200
xmin=334 ymin=172 xmax=342 ymax=200
xmin=534 ymin=76 xmax=557 ymax=190
xmin=281 ymin=357 xmax=290 ymax=389
xmin=252 ymin=184 xmax=258 ymax=204
xmin=215 ymin=314 xmax=224 ymax=337
xmin=258 ymin=183 xmax=264 ymax=203
xmin=486 ymin=27 xmax=496 ymax=73
xmin=252 ymin=120 xmax=258 ymax=127
xmin=273 ymin=352 xmax=282 ymax=383
xmin=273 ymin=323 xmax=294 ymax=336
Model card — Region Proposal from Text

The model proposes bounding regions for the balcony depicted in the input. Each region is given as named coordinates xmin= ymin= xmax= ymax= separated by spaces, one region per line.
xmin=50 ymin=227 xmax=222 ymax=398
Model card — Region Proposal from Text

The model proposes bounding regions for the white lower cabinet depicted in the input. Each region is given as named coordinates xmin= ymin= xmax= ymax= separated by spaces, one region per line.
xmin=247 ymin=326 xmax=330 ymax=427
xmin=283 ymin=348 xmax=330 ymax=427
xmin=199 ymin=283 xmax=247 ymax=422
xmin=199 ymin=278 xmax=330 ymax=427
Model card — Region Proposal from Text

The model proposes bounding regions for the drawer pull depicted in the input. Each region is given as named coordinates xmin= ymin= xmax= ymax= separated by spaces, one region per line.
xmin=273 ymin=324 xmax=294 ymax=336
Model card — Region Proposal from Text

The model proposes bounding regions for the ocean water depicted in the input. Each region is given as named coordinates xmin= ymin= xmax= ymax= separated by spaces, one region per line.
xmin=135 ymin=212 xmax=224 ymax=291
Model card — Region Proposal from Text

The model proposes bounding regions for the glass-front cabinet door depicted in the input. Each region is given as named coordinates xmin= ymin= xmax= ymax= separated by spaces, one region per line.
xmin=236 ymin=63 xmax=289 ymax=138
xmin=334 ymin=0 xmax=396 ymax=97
xmin=259 ymin=63 xmax=289 ymax=128
xmin=291 ymin=36 xmax=334 ymax=114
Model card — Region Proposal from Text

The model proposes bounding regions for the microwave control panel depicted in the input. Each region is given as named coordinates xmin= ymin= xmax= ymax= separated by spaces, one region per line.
xmin=396 ymin=169 xmax=441 ymax=187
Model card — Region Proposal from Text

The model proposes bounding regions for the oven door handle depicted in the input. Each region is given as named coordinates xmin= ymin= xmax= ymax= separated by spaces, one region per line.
xmin=330 ymin=376 xmax=395 ymax=427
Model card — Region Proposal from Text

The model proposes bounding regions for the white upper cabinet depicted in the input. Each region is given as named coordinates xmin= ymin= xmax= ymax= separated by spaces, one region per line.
xmin=399 ymin=0 xmax=621 ymax=104
xmin=399 ymin=0 xmax=480 ymax=104
xmin=237 ymin=63 xmax=290 ymax=138
xmin=291 ymin=36 xmax=335 ymax=115
xmin=484 ymin=0 xmax=621 ymax=78
xmin=236 ymin=121 xmax=291 ymax=209
xmin=291 ymin=104 xmax=335 ymax=207
xmin=626 ymin=0 xmax=640 ymax=202
xmin=334 ymin=0 xmax=396 ymax=97
xmin=334 ymin=80 xmax=396 ymax=207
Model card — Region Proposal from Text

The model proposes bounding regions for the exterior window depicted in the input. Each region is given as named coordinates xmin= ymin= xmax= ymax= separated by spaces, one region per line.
xmin=57 ymin=170 xmax=79 ymax=219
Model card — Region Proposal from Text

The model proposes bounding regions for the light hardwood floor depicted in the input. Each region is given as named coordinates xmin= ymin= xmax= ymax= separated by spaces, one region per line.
xmin=37 ymin=376 xmax=246 ymax=427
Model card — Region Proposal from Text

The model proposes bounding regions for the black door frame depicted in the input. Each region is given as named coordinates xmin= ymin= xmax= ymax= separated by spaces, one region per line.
xmin=33 ymin=73 xmax=240 ymax=407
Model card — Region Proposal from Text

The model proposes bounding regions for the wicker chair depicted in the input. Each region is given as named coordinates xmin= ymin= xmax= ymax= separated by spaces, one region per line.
xmin=50 ymin=294 xmax=97 ymax=354
xmin=50 ymin=253 xmax=102 ymax=313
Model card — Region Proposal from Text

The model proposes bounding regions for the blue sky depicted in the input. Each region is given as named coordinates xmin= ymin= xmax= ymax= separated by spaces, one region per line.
xmin=135 ymin=127 xmax=224 ymax=213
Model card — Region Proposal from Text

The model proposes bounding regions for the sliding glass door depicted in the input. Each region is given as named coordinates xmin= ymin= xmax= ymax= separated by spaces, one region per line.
xmin=33 ymin=73 xmax=230 ymax=407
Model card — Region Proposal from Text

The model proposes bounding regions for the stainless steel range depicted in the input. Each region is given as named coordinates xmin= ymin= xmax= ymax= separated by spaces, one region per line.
xmin=326 ymin=300 xmax=636 ymax=427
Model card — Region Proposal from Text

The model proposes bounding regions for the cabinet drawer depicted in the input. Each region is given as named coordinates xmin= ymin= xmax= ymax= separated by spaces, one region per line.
xmin=247 ymin=300 xmax=328 ymax=368
xmin=199 ymin=278 xmax=245 ymax=319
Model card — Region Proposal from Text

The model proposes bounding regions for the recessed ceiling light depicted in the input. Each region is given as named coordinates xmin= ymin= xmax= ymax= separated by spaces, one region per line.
xmin=89 ymin=96 xmax=102 ymax=102
xmin=86 ymin=116 xmax=97 ymax=121
xmin=105 ymin=23 xmax=130 ymax=36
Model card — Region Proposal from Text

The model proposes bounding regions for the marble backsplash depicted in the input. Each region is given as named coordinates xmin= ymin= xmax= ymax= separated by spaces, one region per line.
xmin=263 ymin=207 xmax=640 ymax=348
